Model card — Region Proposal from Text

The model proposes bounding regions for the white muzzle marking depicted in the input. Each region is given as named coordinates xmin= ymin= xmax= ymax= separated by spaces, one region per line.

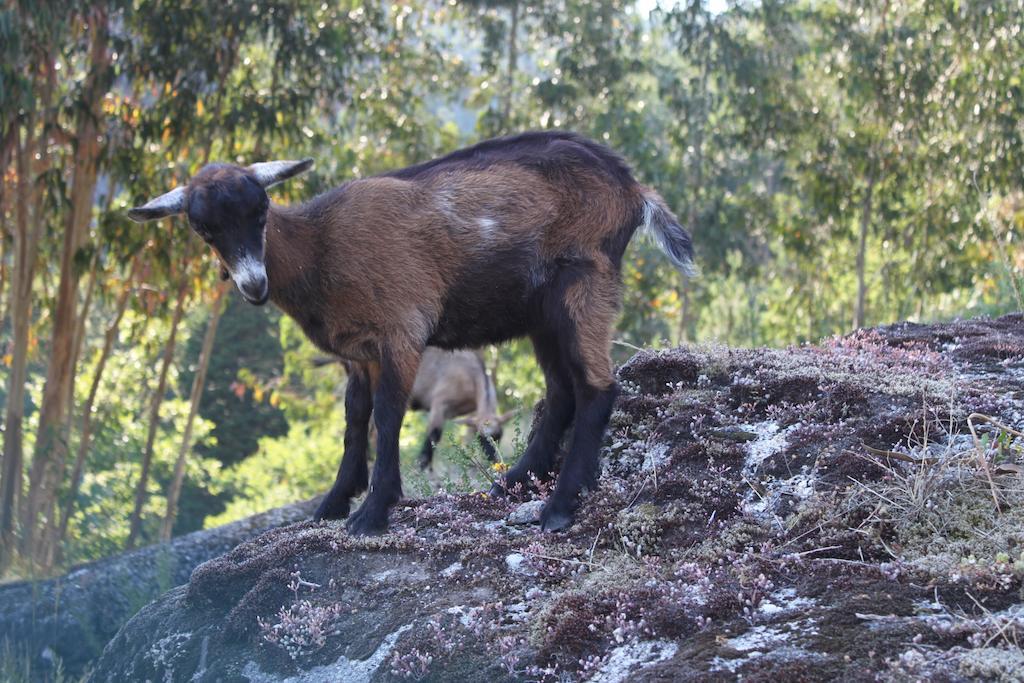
xmin=233 ymin=255 xmax=267 ymax=293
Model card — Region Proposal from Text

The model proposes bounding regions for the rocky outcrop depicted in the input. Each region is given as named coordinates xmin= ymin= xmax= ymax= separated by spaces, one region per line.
xmin=86 ymin=315 xmax=1024 ymax=680
xmin=0 ymin=499 xmax=316 ymax=676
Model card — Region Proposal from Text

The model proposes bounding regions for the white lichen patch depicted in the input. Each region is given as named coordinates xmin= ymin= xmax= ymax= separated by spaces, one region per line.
xmin=726 ymin=623 xmax=792 ymax=653
xmin=370 ymin=562 xmax=429 ymax=584
xmin=758 ymin=588 xmax=817 ymax=616
xmin=737 ymin=421 xmax=796 ymax=475
xmin=439 ymin=562 xmax=463 ymax=578
xmin=445 ymin=605 xmax=481 ymax=628
xmin=505 ymin=552 xmax=536 ymax=576
xmin=243 ymin=623 xmax=413 ymax=683
xmin=742 ymin=471 xmax=816 ymax=524
xmin=146 ymin=630 xmax=192 ymax=680
xmin=587 ymin=639 xmax=678 ymax=683
xmin=712 ymin=619 xmax=822 ymax=673
xmin=642 ymin=442 xmax=671 ymax=473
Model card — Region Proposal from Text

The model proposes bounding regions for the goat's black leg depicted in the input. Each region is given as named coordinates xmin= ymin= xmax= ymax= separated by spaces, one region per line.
xmin=347 ymin=348 xmax=419 ymax=535
xmin=538 ymin=269 xmax=620 ymax=531
xmin=314 ymin=364 xmax=372 ymax=520
xmin=491 ymin=330 xmax=575 ymax=496
xmin=540 ymin=381 xmax=617 ymax=531
xmin=417 ymin=427 xmax=442 ymax=470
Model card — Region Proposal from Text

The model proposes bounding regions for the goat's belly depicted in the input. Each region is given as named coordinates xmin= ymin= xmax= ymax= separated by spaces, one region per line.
xmin=428 ymin=250 xmax=542 ymax=349
xmin=429 ymin=297 xmax=533 ymax=349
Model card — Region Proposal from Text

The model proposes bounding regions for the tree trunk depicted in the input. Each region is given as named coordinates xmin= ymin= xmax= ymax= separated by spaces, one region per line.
xmin=0 ymin=125 xmax=42 ymax=567
xmin=24 ymin=11 xmax=111 ymax=563
xmin=34 ymin=254 xmax=102 ymax=569
xmin=54 ymin=258 xmax=139 ymax=550
xmin=160 ymin=282 xmax=229 ymax=542
xmin=854 ymin=170 xmax=876 ymax=330
xmin=126 ymin=280 xmax=189 ymax=549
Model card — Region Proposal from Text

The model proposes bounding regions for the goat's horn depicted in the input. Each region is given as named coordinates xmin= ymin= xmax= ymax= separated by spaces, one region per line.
xmin=127 ymin=187 xmax=186 ymax=222
xmin=248 ymin=159 xmax=315 ymax=189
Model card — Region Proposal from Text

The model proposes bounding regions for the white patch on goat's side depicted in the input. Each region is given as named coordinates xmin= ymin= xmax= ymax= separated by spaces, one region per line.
xmin=477 ymin=216 xmax=498 ymax=239
xmin=435 ymin=189 xmax=458 ymax=223
xmin=588 ymin=640 xmax=678 ymax=683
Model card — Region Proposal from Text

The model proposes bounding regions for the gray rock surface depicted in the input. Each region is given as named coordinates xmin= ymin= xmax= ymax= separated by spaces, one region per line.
xmin=0 ymin=498 xmax=316 ymax=676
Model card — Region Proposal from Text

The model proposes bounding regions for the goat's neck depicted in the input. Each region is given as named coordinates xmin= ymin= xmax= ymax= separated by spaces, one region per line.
xmin=264 ymin=204 xmax=321 ymax=313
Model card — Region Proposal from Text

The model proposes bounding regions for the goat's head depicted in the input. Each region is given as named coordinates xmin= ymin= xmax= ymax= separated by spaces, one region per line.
xmin=455 ymin=410 xmax=515 ymax=460
xmin=127 ymin=159 xmax=314 ymax=305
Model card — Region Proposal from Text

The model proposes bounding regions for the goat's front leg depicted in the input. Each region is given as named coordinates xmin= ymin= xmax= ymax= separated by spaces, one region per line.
xmin=346 ymin=346 xmax=421 ymax=535
xmin=314 ymin=362 xmax=375 ymax=521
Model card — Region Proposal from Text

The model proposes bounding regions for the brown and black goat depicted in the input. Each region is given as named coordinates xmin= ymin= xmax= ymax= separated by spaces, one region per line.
xmin=129 ymin=131 xmax=694 ymax=534
xmin=315 ymin=348 xmax=511 ymax=468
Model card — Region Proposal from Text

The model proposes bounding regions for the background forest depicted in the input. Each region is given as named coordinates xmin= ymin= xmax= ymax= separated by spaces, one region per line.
xmin=0 ymin=0 xmax=1021 ymax=577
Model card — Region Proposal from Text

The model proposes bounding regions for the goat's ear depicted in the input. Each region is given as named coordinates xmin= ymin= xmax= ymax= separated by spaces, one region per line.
xmin=496 ymin=410 xmax=516 ymax=425
xmin=248 ymin=159 xmax=314 ymax=189
xmin=127 ymin=187 xmax=186 ymax=222
xmin=453 ymin=416 xmax=477 ymax=427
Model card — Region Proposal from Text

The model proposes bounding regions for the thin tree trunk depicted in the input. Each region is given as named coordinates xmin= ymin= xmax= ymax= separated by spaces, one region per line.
xmin=160 ymin=281 xmax=229 ymax=542
xmin=35 ymin=254 xmax=102 ymax=568
xmin=126 ymin=279 xmax=189 ymax=549
xmin=54 ymin=258 xmax=140 ymax=549
xmin=0 ymin=124 xmax=19 ymax=329
xmin=0 ymin=125 xmax=40 ymax=567
xmin=25 ymin=10 xmax=111 ymax=562
xmin=65 ymin=252 xmax=101 ymax=435
xmin=854 ymin=169 xmax=876 ymax=330
xmin=3 ymin=52 xmax=57 ymax=564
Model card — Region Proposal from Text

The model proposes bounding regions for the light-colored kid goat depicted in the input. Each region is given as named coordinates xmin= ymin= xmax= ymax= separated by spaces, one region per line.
xmin=315 ymin=348 xmax=511 ymax=468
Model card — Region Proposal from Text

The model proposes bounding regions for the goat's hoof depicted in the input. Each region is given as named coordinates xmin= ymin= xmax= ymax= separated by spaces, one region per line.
xmin=345 ymin=504 xmax=389 ymax=536
xmin=539 ymin=502 xmax=574 ymax=533
xmin=313 ymin=495 xmax=350 ymax=521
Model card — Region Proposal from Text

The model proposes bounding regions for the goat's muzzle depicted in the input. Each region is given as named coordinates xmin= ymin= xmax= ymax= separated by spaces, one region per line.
xmin=231 ymin=255 xmax=270 ymax=306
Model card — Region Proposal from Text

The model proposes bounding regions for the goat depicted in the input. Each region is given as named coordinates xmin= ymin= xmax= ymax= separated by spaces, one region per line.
xmin=129 ymin=131 xmax=694 ymax=535
xmin=315 ymin=348 xmax=512 ymax=468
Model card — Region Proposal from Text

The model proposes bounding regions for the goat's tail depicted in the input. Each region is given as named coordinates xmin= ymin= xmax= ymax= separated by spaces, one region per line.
xmin=639 ymin=188 xmax=697 ymax=277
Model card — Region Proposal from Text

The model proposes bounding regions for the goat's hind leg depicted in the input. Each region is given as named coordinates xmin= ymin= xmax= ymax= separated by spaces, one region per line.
xmin=490 ymin=330 xmax=575 ymax=496
xmin=540 ymin=273 xmax=620 ymax=532
xmin=314 ymin=362 xmax=375 ymax=521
